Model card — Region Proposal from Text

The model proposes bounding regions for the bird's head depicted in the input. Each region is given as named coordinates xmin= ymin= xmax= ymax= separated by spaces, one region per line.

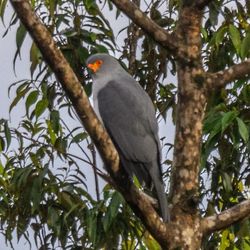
xmin=86 ymin=57 xmax=103 ymax=73
xmin=86 ymin=53 xmax=123 ymax=79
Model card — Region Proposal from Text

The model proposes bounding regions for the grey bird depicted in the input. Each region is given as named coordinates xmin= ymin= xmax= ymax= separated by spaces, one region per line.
xmin=86 ymin=53 xmax=169 ymax=222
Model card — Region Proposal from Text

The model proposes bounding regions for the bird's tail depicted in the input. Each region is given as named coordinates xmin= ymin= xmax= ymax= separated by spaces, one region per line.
xmin=149 ymin=165 xmax=170 ymax=222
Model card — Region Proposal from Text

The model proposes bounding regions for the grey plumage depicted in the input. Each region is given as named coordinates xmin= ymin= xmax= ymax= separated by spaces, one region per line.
xmin=86 ymin=53 xmax=169 ymax=222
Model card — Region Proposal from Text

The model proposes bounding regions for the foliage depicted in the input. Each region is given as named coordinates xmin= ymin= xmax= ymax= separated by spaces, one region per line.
xmin=0 ymin=0 xmax=249 ymax=249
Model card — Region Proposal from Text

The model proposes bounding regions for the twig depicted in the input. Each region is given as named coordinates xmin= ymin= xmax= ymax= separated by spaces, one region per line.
xmin=89 ymin=140 xmax=100 ymax=201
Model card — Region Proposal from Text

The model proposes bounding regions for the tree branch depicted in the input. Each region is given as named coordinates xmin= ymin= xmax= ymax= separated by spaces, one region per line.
xmin=206 ymin=59 xmax=250 ymax=90
xmin=201 ymin=200 xmax=250 ymax=234
xmin=110 ymin=0 xmax=181 ymax=59
xmin=9 ymin=0 xmax=170 ymax=247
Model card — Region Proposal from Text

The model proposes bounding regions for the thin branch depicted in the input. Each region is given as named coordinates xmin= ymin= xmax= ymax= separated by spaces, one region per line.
xmin=206 ymin=59 xmax=250 ymax=90
xmin=89 ymin=140 xmax=100 ymax=201
xmin=20 ymin=131 xmax=94 ymax=166
xmin=60 ymin=118 xmax=92 ymax=164
xmin=201 ymin=200 xmax=250 ymax=235
xmin=10 ymin=0 xmax=171 ymax=247
xmin=110 ymin=0 xmax=182 ymax=59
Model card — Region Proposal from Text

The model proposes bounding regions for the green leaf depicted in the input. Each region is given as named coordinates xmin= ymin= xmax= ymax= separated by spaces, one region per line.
xmin=25 ymin=90 xmax=39 ymax=116
xmin=240 ymin=32 xmax=250 ymax=59
xmin=85 ymin=0 xmax=99 ymax=15
xmin=201 ymin=27 xmax=208 ymax=41
xmin=29 ymin=152 xmax=40 ymax=167
xmin=0 ymin=159 xmax=3 ymax=175
xmin=48 ymin=206 xmax=59 ymax=228
xmin=103 ymin=192 xmax=123 ymax=232
xmin=47 ymin=120 xmax=57 ymax=145
xmin=85 ymin=0 xmax=95 ymax=9
xmin=203 ymin=112 xmax=222 ymax=134
xmin=242 ymin=85 xmax=250 ymax=104
xmin=77 ymin=47 xmax=89 ymax=64
xmin=209 ymin=4 xmax=219 ymax=26
xmin=13 ymin=22 xmax=27 ymax=69
xmin=0 ymin=0 xmax=7 ymax=23
xmin=12 ymin=166 xmax=33 ymax=189
xmin=30 ymin=176 xmax=42 ymax=212
xmin=220 ymin=230 xmax=230 ymax=250
xmin=242 ymin=240 xmax=250 ymax=250
xmin=222 ymin=172 xmax=232 ymax=193
xmin=9 ymin=85 xmax=31 ymax=112
xmin=30 ymin=42 xmax=40 ymax=76
xmin=215 ymin=27 xmax=227 ymax=47
xmin=95 ymin=45 xmax=109 ymax=53
xmin=245 ymin=174 xmax=250 ymax=187
xmin=54 ymin=137 xmax=67 ymax=154
xmin=143 ymin=232 xmax=161 ymax=250
xmin=50 ymin=110 xmax=60 ymax=134
xmin=237 ymin=220 xmax=250 ymax=237
xmin=45 ymin=0 xmax=56 ymax=18
xmin=17 ymin=214 xmax=30 ymax=242
xmin=0 ymin=136 xmax=5 ymax=152
xmin=72 ymin=132 xmax=88 ymax=143
xmin=236 ymin=118 xmax=249 ymax=143
xmin=86 ymin=209 xmax=97 ymax=245
xmin=4 ymin=121 xmax=11 ymax=149
xmin=229 ymin=24 xmax=241 ymax=54
xmin=109 ymin=192 xmax=123 ymax=218
xmin=221 ymin=111 xmax=238 ymax=133
xmin=90 ymin=32 xmax=97 ymax=42
xmin=35 ymin=99 xmax=48 ymax=119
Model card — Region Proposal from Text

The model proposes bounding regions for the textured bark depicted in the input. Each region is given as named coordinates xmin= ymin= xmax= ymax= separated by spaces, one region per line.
xmin=167 ymin=5 xmax=206 ymax=249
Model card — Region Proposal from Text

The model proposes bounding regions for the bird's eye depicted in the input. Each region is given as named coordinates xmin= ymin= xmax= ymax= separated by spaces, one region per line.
xmin=96 ymin=60 xmax=102 ymax=65
xmin=87 ymin=59 xmax=103 ymax=73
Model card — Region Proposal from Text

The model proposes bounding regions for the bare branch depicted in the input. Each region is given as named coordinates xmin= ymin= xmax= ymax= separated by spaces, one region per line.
xmin=206 ymin=59 xmax=250 ymax=90
xmin=110 ymin=0 xmax=181 ymax=58
xmin=201 ymin=200 xmax=250 ymax=234
xmin=9 ymin=0 xmax=171 ymax=247
xmin=89 ymin=141 xmax=100 ymax=201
